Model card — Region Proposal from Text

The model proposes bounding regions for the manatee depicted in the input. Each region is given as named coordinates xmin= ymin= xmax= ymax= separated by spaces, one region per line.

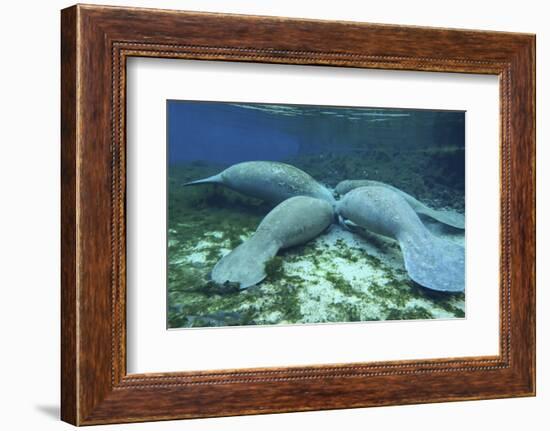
xmin=335 ymin=179 xmax=464 ymax=229
xmin=211 ymin=196 xmax=334 ymax=289
xmin=336 ymin=186 xmax=464 ymax=292
xmin=185 ymin=161 xmax=335 ymax=205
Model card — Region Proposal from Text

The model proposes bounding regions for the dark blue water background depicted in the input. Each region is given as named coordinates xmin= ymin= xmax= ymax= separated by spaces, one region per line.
xmin=167 ymin=100 xmax=464 ymax=166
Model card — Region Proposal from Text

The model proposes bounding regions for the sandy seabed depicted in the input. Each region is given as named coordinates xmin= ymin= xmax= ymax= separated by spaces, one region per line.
xmin=168 ymin=209 xmax=465 ymax=328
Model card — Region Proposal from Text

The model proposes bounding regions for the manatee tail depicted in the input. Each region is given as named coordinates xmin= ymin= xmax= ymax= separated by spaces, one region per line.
xmin=416 ymin=205 xmax=465 ymax=230
xmin=398 ymin=230 xmax=465 ymax=292
xmin=211 ymin=233 xmax=280 ymax=289
xmin=183 ymin=173 xmax=223 ymax=187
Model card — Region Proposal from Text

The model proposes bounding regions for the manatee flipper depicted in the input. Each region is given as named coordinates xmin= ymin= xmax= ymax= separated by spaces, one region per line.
xmin=211 ymin=196 xmax=334 ymax=289
xmin=336 ymin=186 xmax=464 ymax=292
xmin=415 ymin=206 xmax=465 ymax=230
xmin=335 ymin=179 xmax=465 ymax=230
xmin=338 ymin=216 xmax=363 ymax=234
xmin=211 ymin=233 xmax=279 ymax=289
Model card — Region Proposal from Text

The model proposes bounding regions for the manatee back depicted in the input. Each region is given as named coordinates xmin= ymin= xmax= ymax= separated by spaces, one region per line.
xmin=336 ymin=179 xmax=465 ymax=230
xmin=335 ymin=179 xmax=369 ymax=196
xmin=337 ymin=186 xmax=421 ymax=240
xmin=257 ymin=196 xmax=334 ymax=249
xmin=224 ymin=161 xmax=334 ymax=205
xmin=336 ymin=180 xmax=413 ymax=204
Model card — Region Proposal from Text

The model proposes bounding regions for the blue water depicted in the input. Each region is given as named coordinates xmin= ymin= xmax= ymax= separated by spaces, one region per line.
xmin=168 ymin=100 xmax=464 ymax=169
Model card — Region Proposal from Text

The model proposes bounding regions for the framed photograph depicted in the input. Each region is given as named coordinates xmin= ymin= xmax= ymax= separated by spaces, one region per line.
xmin=164 ymin=100 xmax=466 ymax=330
xmin=61 ymin=4 xmax=535 ymax=425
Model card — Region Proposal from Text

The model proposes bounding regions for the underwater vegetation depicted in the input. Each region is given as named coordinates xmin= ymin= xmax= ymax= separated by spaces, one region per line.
xmin=167 ymin=158 xmax=465 ymax=329
xmin=288 ymin=147 xmax=465 ymax=212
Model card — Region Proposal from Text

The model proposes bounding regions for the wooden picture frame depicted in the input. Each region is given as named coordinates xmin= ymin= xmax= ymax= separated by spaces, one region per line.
xmin=61 ymin=4 xmax=536 ymax=425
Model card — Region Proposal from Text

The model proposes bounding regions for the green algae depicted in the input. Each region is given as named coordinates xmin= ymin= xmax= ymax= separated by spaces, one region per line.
xmin=289 ymin=150 xmax=464 ymax=212
xmin=385 ymin=306 xmax=434 ymax=320
xmin=264 ymin=256 xmax=285 ymax=279
xmin=324 ymin=272 xmax=356 ymax=297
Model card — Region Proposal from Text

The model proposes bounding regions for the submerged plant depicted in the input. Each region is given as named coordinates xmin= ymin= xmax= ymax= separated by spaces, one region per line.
xmin=264 ymin=256 xmax=285 ymax=279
